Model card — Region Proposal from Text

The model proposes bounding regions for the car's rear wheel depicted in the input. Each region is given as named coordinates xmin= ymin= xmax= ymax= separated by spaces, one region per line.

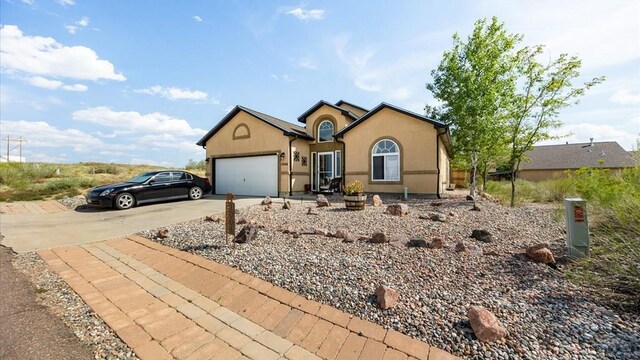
xmin=114 ymin=193 xmax=135 ymax=210
xmin=189 ymin=186 xmax=203 ymax=200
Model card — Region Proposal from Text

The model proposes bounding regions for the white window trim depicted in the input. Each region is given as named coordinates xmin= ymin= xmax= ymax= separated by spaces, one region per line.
xmin=335 ymin=150 xmax=341 ymax=178
xmin=317 ymin=120 xmax=334 ymax=143
xmin=371 ymin=140 xmax=400 ymax=182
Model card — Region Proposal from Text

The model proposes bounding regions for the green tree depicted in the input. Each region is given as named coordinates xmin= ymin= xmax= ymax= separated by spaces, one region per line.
xmin=426 ymin=17 xmax=517 ymax=198
xmin=506 ymin=46 xmax=604 ymax=206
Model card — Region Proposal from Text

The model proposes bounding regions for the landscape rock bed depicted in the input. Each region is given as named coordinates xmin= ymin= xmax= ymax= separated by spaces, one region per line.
xmin=12 ymin=252 xmax=138 ymax=360
xmin=139 ymin=193 xmax=639 ymax=360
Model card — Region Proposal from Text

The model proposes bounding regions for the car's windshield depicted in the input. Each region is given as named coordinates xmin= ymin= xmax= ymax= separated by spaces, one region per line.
xmin=127 ymin=172 xmax=155 ymax=183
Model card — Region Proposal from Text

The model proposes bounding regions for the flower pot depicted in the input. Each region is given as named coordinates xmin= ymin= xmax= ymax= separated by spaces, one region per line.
xmin=344 ymin=194 xmax=367 ymax=210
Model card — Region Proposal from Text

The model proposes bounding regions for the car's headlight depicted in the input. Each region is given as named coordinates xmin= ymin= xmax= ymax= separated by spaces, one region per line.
xmin=99 ymin=189 xmax=114 ymax=196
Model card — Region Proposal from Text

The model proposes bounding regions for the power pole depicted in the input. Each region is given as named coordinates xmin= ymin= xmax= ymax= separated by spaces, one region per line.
xmin=2 ymin=135 xmax=27 ymax=162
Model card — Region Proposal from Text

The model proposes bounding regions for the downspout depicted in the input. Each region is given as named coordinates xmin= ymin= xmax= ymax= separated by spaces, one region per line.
xmin=436 ymin=128 xmax=446 ymax=199
xmin=335 ymin=136 xmax=346 ymax=190
xmin=288 ymin=135 xmax=296 ymax=197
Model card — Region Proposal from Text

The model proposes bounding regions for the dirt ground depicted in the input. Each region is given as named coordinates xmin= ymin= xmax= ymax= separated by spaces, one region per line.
xmin=0 ymin=245 xmax=93 ymax=360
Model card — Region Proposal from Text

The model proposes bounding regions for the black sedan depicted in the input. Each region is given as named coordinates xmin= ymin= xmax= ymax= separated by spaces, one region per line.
xmin=85 ymin=170 xmax=211 ymax=210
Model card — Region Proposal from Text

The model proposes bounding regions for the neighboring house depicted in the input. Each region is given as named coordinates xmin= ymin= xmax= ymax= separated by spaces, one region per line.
xmin=517 ymin=141 xmax=636 ymax=181
xmin=196 ymin=100 xmax=452 ymax=197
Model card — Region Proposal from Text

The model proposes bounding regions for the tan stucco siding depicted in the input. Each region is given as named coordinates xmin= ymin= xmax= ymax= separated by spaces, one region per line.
xmin=342 ymin=108 xmax=441 ymax=194
xmin=518 ymin=169 xmax=568 ymax=182
xmin=290 ymin=139 xmax=311 ymax=192
xmin=304 ymin=105 xmax=351 ymax=138
xmin=205 ymin=111 xmax=290 ymax=193
xmin=438 ymin=139 xmax=450 ymax=192
xmin=337 ymin=103 xmax=367 ymax=117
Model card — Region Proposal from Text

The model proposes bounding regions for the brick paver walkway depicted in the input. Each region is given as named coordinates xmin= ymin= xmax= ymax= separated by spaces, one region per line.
xmin=1 ymin=200 xmax=69 ymax=215
xmin=37 ymin=236 xmax=459 ymax=360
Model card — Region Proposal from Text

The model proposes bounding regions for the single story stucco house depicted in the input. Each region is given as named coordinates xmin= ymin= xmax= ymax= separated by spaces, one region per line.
xmin=196 ymin=100 xmax=452 ymax=197
xmin=516 ymin=141 xmax=636 ymax=181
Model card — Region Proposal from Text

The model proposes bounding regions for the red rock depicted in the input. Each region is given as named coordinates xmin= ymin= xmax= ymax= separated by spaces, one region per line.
xmin=375 ymin=285 xmax=399 ymax=310
xmin=468 ymin=306 xmax=508 ymax=342
xmin=385 ymin=204 xmax=409 ymax=216
xmin=157 ymin=229 xmax=169 ymax=238
xmin=370 ymin=232 xmax=388 ymax=243
xmin=526 ymin=244 xmax=556 ymax=264
xmin=429 ymin=237 xmax=445 ymax=249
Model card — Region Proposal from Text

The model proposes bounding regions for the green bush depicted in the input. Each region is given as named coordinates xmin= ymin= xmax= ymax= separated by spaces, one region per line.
xmin=185 ymin=159 xmax=207 ymax=171
xmin=89 ymin=164 xmax=120 ymax=175
xmin=0 ymin=163 xmax=57 ymax=186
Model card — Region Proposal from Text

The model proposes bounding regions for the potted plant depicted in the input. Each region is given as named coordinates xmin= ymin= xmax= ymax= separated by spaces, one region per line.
xmin=343 ymin=180 xmax=367 ymax=210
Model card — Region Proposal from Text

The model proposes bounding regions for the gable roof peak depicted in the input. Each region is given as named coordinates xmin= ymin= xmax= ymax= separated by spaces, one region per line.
xmin=297 ymin=100 xmax=359 ymax=123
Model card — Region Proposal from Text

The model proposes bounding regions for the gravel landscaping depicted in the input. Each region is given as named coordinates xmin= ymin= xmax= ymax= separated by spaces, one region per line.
xmin=12 ymin=252 xmax=138 ymax=360
xmin=139 ymin=192 xmax=639 ymax=360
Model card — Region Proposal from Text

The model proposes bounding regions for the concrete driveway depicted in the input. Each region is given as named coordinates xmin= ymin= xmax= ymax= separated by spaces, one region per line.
xmin=0 ymin=196 xmax=262 ymax=253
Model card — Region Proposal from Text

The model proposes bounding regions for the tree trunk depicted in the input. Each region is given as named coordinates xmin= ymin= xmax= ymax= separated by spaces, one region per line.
xmin=469 ymin=151 xmax=478 ymax=198
xmin=510 ymin=170 xmax=516 ymax=207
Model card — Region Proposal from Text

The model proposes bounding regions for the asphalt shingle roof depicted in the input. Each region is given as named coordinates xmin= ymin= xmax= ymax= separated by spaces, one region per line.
xmin=520 ymin=142 xmax=636 ymax=170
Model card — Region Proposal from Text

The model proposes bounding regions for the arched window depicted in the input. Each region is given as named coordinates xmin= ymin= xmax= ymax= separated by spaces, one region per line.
xmin=372 ymin=139 xmax=400 ymax=181
xmin=318 ymin=120 xmax=334 ymax=142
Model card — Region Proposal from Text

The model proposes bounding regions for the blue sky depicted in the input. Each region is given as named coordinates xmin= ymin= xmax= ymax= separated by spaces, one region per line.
xmin=1 ymin=0 xmax=639 ymax=166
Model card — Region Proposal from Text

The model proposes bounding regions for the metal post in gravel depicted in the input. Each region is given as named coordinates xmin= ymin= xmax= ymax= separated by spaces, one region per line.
xmin=225 ymin=193 xmax=235 ymax=247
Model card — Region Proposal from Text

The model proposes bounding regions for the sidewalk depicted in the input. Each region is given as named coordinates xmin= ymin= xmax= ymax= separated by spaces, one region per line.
xmin=0 ymin=246 xmax=93 ymax=359
xmin=38 ymin=236 xmax=459 ymax=360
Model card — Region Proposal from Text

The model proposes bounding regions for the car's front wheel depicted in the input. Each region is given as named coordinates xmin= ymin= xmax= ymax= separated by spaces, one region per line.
xmin=189 ymin=186 xmax=203 ymax=200
xmin=114 ymin=193 xmax=135 ymax=210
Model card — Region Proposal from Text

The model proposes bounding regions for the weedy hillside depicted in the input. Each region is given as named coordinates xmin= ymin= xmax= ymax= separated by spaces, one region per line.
xmin=0 ymin=162 xmax=205 ymax=202
xmin=486 ymin=164 xmax=640 ymax=312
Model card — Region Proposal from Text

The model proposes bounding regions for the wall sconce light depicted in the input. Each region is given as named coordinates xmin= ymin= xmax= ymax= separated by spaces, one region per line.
xmin=280 ymin=152 xmax=286 ymax=160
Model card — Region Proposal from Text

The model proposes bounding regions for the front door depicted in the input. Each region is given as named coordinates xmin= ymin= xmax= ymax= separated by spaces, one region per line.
xmin=313 ymin=152 xmax=335 ymax=192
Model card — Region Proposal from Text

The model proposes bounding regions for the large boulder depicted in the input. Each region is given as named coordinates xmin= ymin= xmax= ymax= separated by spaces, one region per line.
xmin=282 ymin=200 xmax=292 ymax=210
xmin=468 ymin=306 xmax=508 ymax=342
xmin=157 ymin=229 xmax=170 ymax=239
xmin=375 ymin=285 xmax=399 ymax=310
xmin=385 ymin=204 xmax=409 ymax=216
xmin=471 ymin=229 xmax=493 ymax=243
xmin=372 ymin=195 xmax=383 ymax=207
xmin=261 ymin=196 xmax=272 ymax=205
xmin=526 ymin=244 xmax=556 ymax=264
xmin=370 ymin=232 xmax=388 ymax=244
xmin=234 ymin=224 xmax=259 ymax=244
xmin=316 ymin=194 xmax=330 ymax=207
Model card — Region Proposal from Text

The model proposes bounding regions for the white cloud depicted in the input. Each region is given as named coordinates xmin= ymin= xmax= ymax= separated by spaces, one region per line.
xmin=609 ymin=89 xmax=640 ymax=105
xmin=65 ymin=25 xmax=78 ymax=34
xmin=193 ymin=16 xmax=203 ymax=22
xmin=27 ymin=76 xmax=87 ymax=91
xmin=0 ymin=25 xmax=126 ymax=81
xmin=72 ymin=106 xmax=205 ymax=137
xmin=77 ymin=17 xmax=90 ymax=27
xmin=57 ymin=0 xmax=75 ymax=6
xmin=134 ymin=85 xmax=208 ymax=101
xmin=297 ymin=57 xmax=318 ymax=70
xmin=482 ymin=1 xmax=640 ymax=70
xmin=540 ymin=123 xmax=640 ymax=150
xmin=286 ymin=7 xmax=325 ymax=21
xmin=270 ymin=74 xmax=293 ymax=82
xmin=0 ymin=120 xmax=102 ymax=151
xmin=66 ymin=17 xmax=90 ymax=34
xmin=20 ymin=0 xmax=34 ymax=5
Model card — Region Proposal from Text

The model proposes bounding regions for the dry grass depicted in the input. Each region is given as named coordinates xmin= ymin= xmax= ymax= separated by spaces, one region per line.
xmin=0 ymin=162 xmax=168 ymax=201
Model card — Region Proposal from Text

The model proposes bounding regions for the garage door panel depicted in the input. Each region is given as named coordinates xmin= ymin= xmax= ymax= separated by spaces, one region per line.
xmin=215 ymin=155 xmax=278 ymax=196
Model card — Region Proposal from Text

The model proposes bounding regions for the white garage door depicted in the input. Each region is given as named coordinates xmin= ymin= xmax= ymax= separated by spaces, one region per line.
xmin=214 ymin=155 xmax=278 ymax=197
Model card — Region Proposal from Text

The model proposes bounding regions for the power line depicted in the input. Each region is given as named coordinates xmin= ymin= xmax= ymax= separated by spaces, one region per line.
xmin=2 ymin=135 xmax=27 ymax=163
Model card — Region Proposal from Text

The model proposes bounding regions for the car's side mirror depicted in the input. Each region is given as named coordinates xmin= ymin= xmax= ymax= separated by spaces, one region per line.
xmin=148 ymin=179 xmax=155 ymax=184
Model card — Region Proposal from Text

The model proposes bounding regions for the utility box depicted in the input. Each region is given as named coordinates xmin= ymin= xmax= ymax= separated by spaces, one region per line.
xmin=564 ymin=198 xmax=590 ymax=259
